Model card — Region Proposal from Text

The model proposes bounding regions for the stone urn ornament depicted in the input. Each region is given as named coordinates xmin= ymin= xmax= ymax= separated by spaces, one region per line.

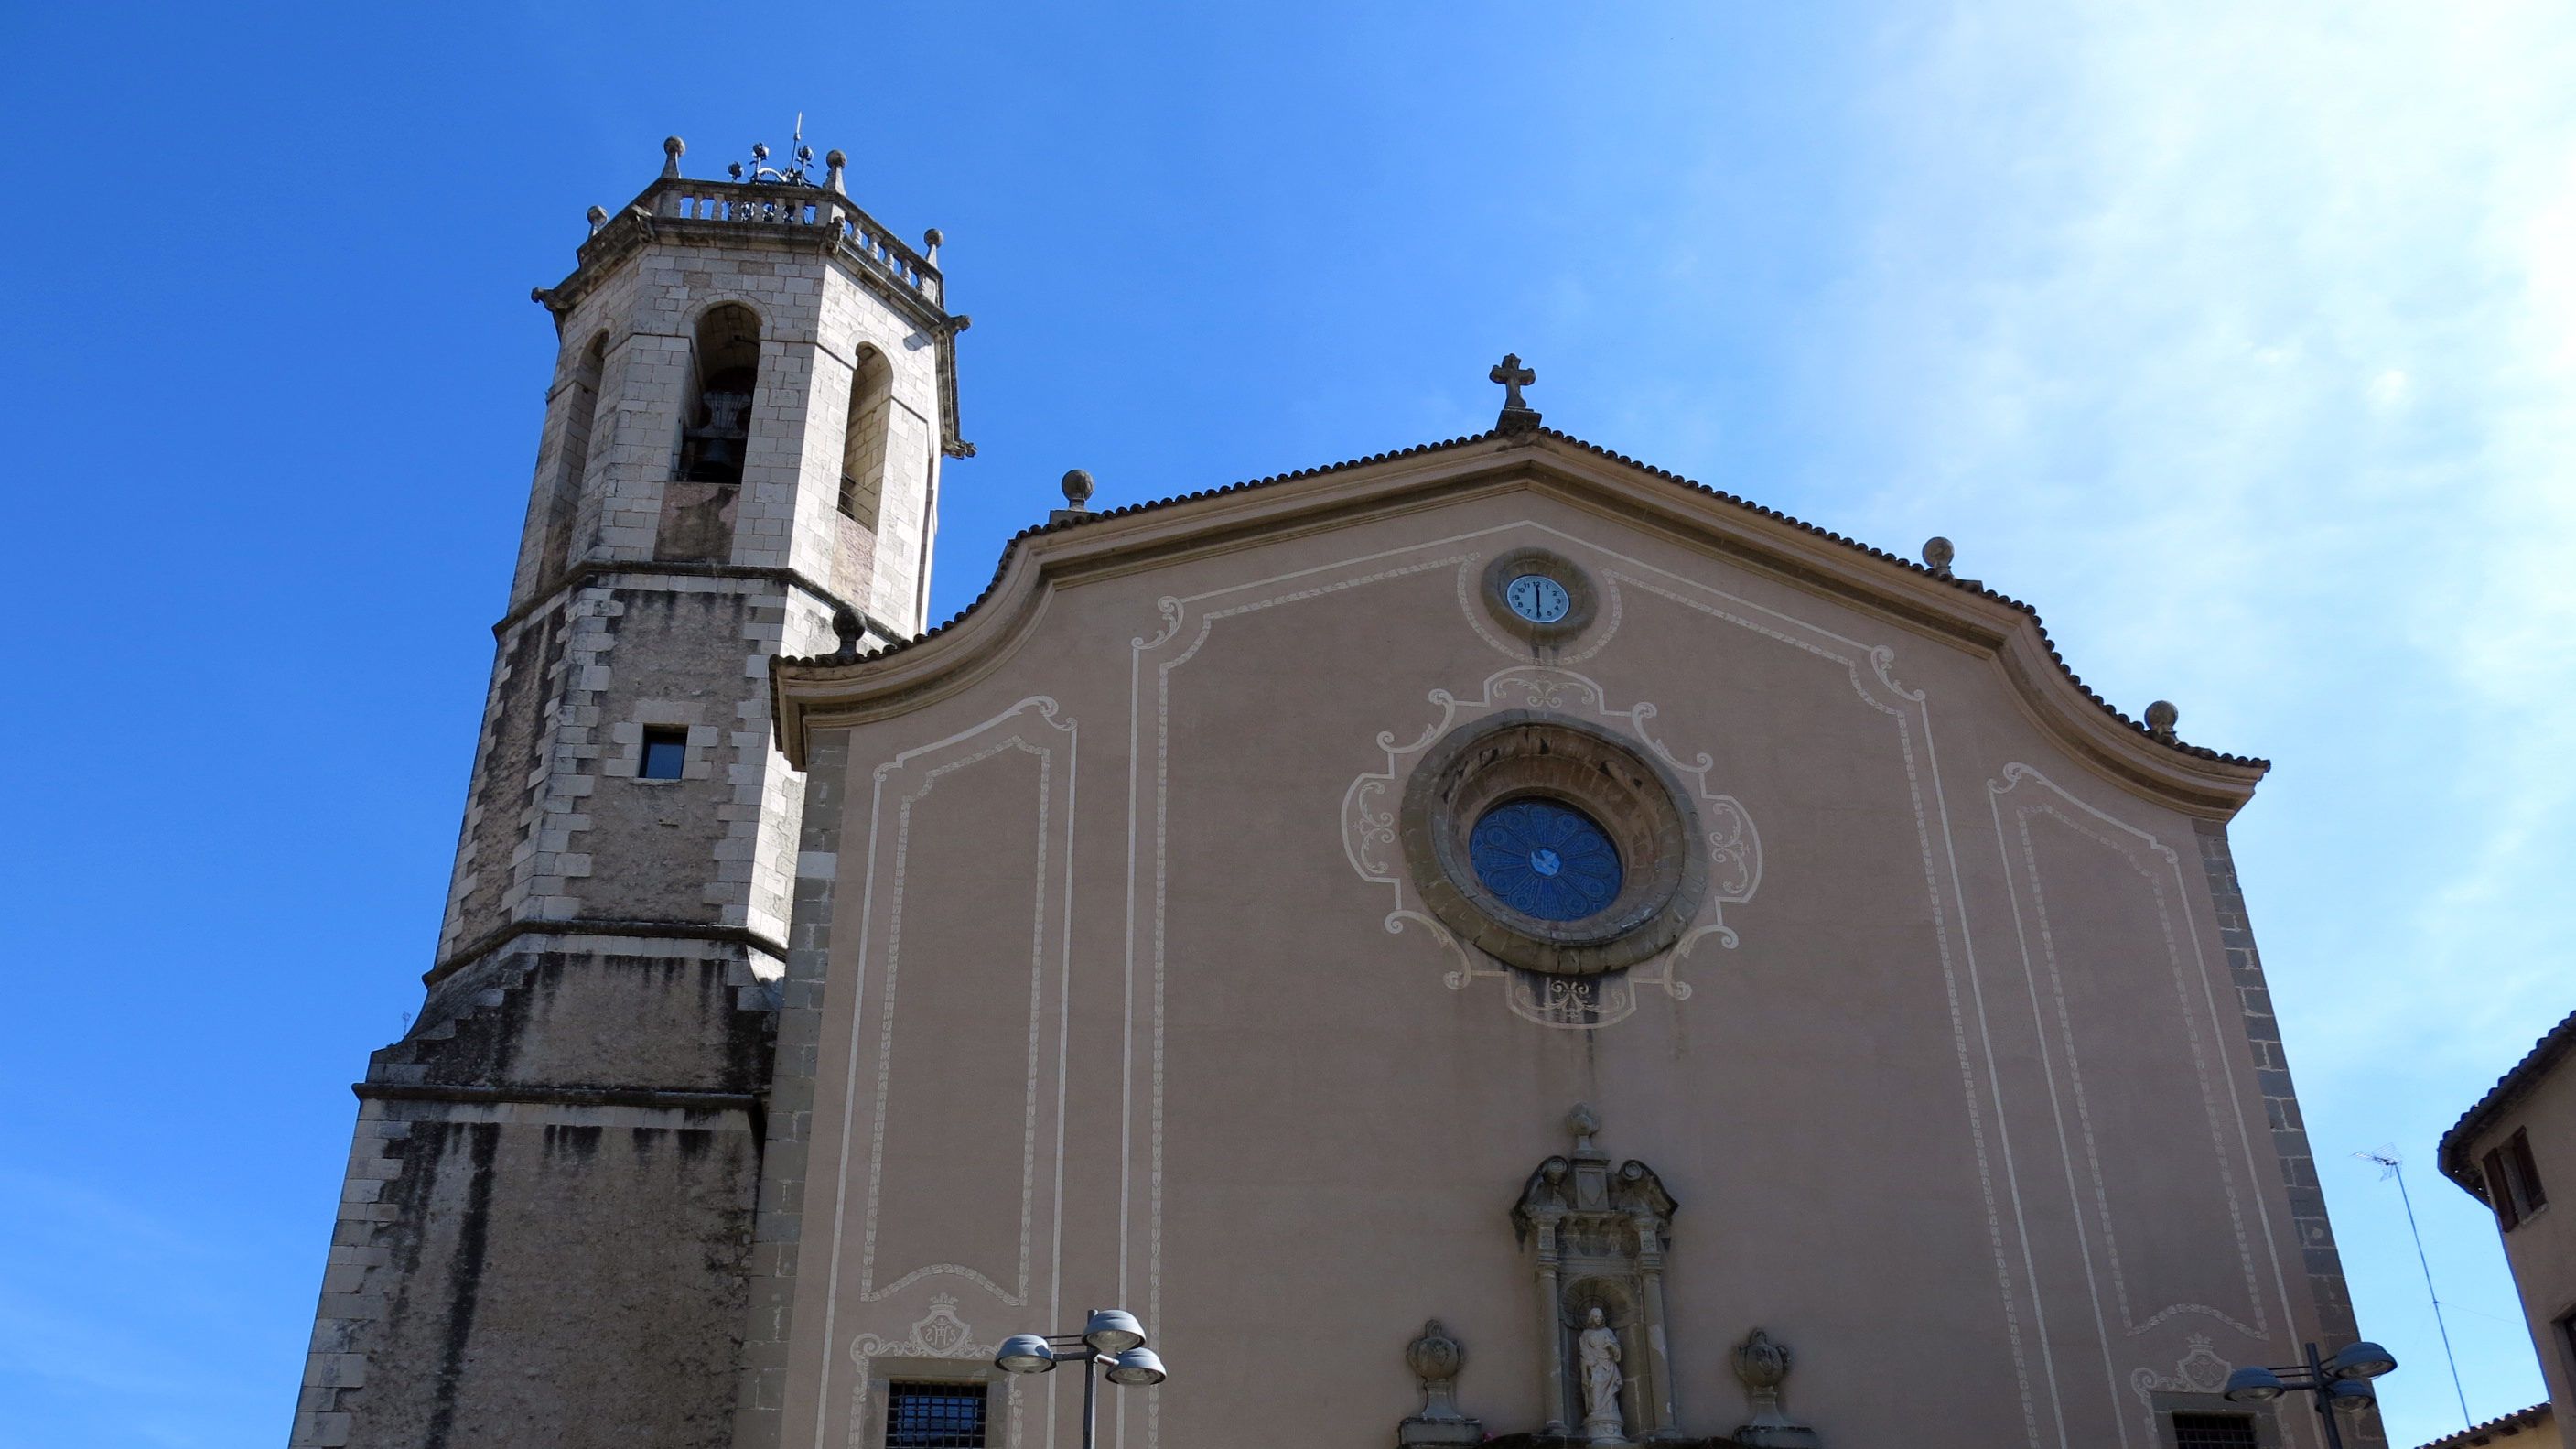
xmin=1398 ymin=1319 xmax=1483 ymax=1448
xmin=1730 ymin=1328 xmax=1820 ymax=1448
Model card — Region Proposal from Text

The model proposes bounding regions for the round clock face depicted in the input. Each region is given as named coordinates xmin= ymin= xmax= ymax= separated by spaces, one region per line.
xmin=1504 ymin=573 xmax=1572 ymax=624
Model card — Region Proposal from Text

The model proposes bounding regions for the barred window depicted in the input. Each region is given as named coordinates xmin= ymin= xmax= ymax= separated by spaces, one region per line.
xmin=2171 ymin=1411 xmax=2259 ymax=1448
xmin=887 ymin=1381 xmax=987 ymax=1449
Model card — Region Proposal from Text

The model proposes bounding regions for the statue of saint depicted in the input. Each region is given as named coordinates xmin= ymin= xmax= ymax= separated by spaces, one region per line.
xmin=1577 ymin=1306 xmax=1623 ymax=1439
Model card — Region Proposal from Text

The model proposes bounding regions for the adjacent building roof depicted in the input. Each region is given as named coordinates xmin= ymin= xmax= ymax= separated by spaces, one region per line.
xmin=2442 ymin=1005 xmax=2576 ymax=1195
xmin=2416 ymin=1402 xmax=2554 ymax=1449
xmin=779 ymin=422 xmax=2267 ymax=776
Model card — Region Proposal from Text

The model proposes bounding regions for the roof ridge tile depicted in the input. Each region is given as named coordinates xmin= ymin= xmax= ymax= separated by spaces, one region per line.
xmin=781 ymin=425 xmax=2269 ymax=767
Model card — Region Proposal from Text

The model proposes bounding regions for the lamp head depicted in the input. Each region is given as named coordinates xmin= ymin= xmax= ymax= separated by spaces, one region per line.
xmin=1105 ymin=1347 xmax=1167 ymax=1386
xmin=996 ymin=1334 xmax=1059 ymax=1375
xmin=2327 ymin=1379 xmax=2378 ymax=1414
xmin=2326 ymin=1342 xmax=2398 ymax=1380
xmin=1083 ymin=1309 xmax=1147 ymax=1356
xmin=2222 ymin=1366 xmax=2286 ymax=1403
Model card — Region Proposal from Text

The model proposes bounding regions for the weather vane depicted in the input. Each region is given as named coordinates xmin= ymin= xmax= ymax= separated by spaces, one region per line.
xmin=729 ymin=113 xmax=820 ymax=187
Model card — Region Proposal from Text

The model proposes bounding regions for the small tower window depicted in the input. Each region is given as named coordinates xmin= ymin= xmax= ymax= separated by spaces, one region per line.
xmin=678 ymin=304 xmax=761 ymax=486
xmin=639 ymin=727 xmax=689 ymax=781
xmin=884 ymin=1381 xmax=986 ymax=1449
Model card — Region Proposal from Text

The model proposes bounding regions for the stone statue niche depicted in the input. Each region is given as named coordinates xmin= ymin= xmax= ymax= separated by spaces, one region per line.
xmin=1512 ymin=1106 xmax=1679 ymax=1444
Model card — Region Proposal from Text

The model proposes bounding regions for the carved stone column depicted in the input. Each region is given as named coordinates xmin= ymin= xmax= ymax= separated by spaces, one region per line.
xmin=1524 ymin=1167 xmax=1572 ymax=1435
xmin=1631 ymin=1206 xmax=1677 ymax=1433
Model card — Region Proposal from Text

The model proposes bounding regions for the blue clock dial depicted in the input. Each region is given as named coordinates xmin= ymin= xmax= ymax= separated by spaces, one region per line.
xmin=1469 ymin=799 xmax=1622 ymax=922
xmin=1504 ymin=573 xmax=1572 ymax=624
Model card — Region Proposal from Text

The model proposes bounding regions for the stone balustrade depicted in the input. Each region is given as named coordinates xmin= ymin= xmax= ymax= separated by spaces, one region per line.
xmin=609 ymin=178 xmax=944 ymax=308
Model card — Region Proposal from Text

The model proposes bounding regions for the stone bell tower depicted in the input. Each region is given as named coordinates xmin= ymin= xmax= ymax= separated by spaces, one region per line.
xmin=289 ymin=133 xmax=969 ymax=1449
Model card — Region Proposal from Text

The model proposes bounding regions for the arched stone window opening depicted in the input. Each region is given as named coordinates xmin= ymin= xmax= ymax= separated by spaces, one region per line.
xmin=661 ymin=303 xmax=760 ymax=563
xmin=677 ymin=303 xmax=761 ymax=485
xmin=837 ymin=345 xmax=892 ymax=533
xmin=539 ymin=333 xmax=608 ymax=588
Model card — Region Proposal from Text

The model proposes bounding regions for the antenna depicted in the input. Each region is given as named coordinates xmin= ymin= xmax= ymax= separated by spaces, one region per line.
xmin=2358 ymin=1148 xmax=2472 ymax=1428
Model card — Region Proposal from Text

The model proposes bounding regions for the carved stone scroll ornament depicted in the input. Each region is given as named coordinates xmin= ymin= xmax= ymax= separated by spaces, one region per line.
xmin=1513 ymin=1105 xmax=1678 ymax=1442
xmin=1398 ymin=1319 xmax=1485 ymax=1448
xmin=1730 ymin=1328 xmax=1819 ymax=1448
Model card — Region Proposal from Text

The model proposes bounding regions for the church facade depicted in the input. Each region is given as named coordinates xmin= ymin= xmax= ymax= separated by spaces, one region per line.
xmin=290 ymin=135 xmax=2378 ymax=1449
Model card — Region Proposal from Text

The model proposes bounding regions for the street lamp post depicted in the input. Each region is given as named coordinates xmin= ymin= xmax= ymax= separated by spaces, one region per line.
xmin=996 ymin=1308 xmax=1168 ymax=1449
xmin=2222 ymin=1340 xmax=2398 ymax=1449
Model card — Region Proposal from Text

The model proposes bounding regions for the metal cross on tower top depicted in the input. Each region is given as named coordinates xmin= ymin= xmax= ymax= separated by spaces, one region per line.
xmin=1491 ymin=353 xmax=1542 ymax=433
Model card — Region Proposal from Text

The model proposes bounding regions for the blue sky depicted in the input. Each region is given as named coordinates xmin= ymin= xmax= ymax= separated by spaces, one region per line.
xmin=3 ymin=3 xmax=2571 ymax=1445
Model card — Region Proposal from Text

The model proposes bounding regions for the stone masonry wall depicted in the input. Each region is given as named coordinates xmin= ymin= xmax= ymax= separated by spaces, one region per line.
xmin=728 ymin=730 xmax=846 ymax=1449
xmin=291 ymin=937 xmax=779 ymax=1449
xmin=2194 ymin=819 xmax=2387 ymax=1449
xmin=297 ymin=179 xmax=952 ymax=1449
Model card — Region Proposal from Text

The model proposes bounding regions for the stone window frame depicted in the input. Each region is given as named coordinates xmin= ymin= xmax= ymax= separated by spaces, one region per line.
xmin=608 ymin=712 xmax=718 ymax=785
xmin=1480 ymin=546 xmax=1601 ymax=648
xmin=2553 ymin=1302 xmax=2576 ymax=1398
xmin=1399 ymin=710 xmax=1707 ymax=976
xmin=2484 ymin=1126 xmax=2549 ymax=1230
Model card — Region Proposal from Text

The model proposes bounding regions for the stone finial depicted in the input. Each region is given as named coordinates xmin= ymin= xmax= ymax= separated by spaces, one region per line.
xmin=923 ymin=228 xmax=943 ymax=263
xmin=586 ymin=204 xmax=609 ymax=234
xmin=1050 ymin=469 xmax=1097 ymax=526
xmin=825 ymin=148 xmax=848 ymax=195
xmin=1567 ymin=1102 xmax=1601 ymax=1154
xmin=1731 ymin=1329 xmax=1820 ymax=1448
xmin=1921 ymin=536 xmax=1955 ymax=578
xmin=830 ymin=604 xmax=864 ymax=661
xmin=1406 ymin=1320 xmax=1466 ymax=1412
xmin=1491 ymin=352 xmax=1542 ymax=434
xmin=2145 ymin=699 xmax=2179 ymax=743
xmin=1399 ymin=1319 xmax=1482 ymax=1447
xmin=662 ymin=135 xmax=686 ymax=178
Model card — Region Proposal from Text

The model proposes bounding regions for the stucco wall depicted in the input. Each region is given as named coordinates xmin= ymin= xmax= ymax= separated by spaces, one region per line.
xmin=764 ymin=482 xmax=2350 ymax=1449
xmin=2465 ymin=1068 xmax=2576 ymax=1423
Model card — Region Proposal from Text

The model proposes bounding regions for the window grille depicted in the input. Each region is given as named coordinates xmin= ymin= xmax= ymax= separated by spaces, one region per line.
xmin=887 ymin=1381 xmax=987 ymax=1449
xmin=2170 ymin=1411 xmax=2259 ymax=1448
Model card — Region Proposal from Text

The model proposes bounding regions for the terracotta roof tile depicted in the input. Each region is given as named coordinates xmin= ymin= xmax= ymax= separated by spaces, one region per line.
xmin=2416 ymin=1401 xmax=2552 ymax=1449
xmin=2441 ymin=1006 xmax=2576 ymax=1193
xmin=786 ymin=425 xmax=2267 ymax=769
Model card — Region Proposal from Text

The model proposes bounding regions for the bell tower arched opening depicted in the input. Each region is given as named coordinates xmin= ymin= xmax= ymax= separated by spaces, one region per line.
xmin=661 ymin=302 xmax=762 ymax=561
xmin=834 ymin=345 xmax=894 ymax=597
xmin=535 ymin=332 xmax=608 ymax=590
xmin=837 ymin=345 xmax=892 ymax=532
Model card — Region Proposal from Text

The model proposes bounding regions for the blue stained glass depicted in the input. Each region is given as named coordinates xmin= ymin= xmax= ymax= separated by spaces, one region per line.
xmin=1469 ymin=799 xmax=1623 ymax=922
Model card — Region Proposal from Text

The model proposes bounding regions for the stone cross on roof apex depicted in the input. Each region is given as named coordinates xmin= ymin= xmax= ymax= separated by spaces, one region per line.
xmin=1491 ymin=353 xmax=1542 ymax=434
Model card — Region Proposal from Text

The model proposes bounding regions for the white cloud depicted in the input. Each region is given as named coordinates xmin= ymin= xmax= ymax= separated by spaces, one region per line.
xmin=1809 ymin=2 xmax=2576 ymax=1439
